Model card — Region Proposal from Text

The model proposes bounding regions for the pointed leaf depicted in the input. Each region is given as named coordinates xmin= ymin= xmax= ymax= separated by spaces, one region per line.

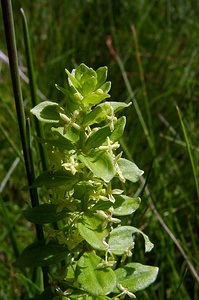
xmin=96 ymin=66 xmax=108 ymax=88
xmin=78 ymin=150 xmax=115 ymax=182
xmin=83 ymin=103 xmax=111 ymax=126
xmin=132 ymin=227 xmax=154 ymax=252
xmin=82 ymin=91 xmax=110 ymax=107
xmin=77 ymin=214 xmax=108 ymax=251
xmin=110 ymin=116 xmax=126 ymax=142
xmin=114 ymin=263 xmax=159 ymax=293
xmin=55 ymin=84 xmax=80 ymax=113
xmin=52 ymin=126 xmax=79 ymax=144
xmin=31 ymin=101 xmax=60 ymax=123
xmin=117 ymin=158 xmax=144 ymax=182
xmin=109 ymin=226 xmax=154 ymax=255
xmin=100 ymin=81 xmax=111 ymax=93
xmin=76 ymin=252 xmax=116 ymax=296
xmin=23 ymin=204 xmax=68 ymax=224
xmin=14 ymin=242 xmax=68 ymax=268
xmin=109 ymin=101 xmax=132 ymax=113
xmin=65 ymin=69 xmax=80 ymax=88
xmin=55 ymin=84 xmax=69 ymax=97
xmin=85 ymin=125 xmax=111 ymax=149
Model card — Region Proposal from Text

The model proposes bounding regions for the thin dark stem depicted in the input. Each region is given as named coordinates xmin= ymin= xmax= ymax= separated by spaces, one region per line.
xmin=1 ymin=0 xmax=48 ymax=288
xmin=1 ymin=0 xmax=26 ymax=142
xmin=21 ymin=8 xmax=47 ymax=171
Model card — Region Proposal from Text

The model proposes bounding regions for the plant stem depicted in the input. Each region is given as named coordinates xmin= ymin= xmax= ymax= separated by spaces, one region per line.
xmin=1 ymin=0 xmax=48 ymax=288
xmin=20 ymin=8 xmax=47 ymax=171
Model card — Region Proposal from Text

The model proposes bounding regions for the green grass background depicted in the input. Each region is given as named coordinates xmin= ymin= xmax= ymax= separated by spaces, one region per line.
xmin=0 ymin=0 xmax=199 ymax=299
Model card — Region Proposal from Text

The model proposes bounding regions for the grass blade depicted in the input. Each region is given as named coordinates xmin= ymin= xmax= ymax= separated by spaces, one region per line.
xmin=130 ymin=24 xmax=155 ymax=148
xmin=176 ymin=105 xmax=199 ymax=200
xmin=20 ymin=8 xmax=47 ymax=170
xmin=106 ymin=35 xmax=155 ymax=157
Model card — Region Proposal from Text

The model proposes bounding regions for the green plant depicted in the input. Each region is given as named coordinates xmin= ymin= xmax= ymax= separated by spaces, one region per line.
xmin=14 ymin=63 xmax=158 ymax=299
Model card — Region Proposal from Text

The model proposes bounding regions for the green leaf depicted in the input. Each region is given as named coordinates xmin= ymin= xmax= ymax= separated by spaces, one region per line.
xmin=82 ymin=91 xmax=110 ymax=107
xmin=108 ymin=226 xmax=154 ymax=255
xmin=109 ymin=101 xmax=132 ymax=113
xmin=73 ymin=181 xmax=94 ymax=200
xmin=114 ymin=263 xmax=159 ymax=293
xmin=83 ymin=103 xmax=111 ymax=126
xmin=85 ymin=125 xmax=111 ymax=149
xmin=37 ymin=135 xmax=74 ymax=150
xmin=82 ymin=77 xmax=97 ymax=95
xmin=65 ymin=68 xmax=80 ymax=88
xmin=113 ymin=195 xmax=141 ymax=216
xmin=74 ymin=63 xmax=86 ymax=82
xmin=55 ymin=84 xmax=80 ymax=113
xmin=76 ymin=252 xmax=116 ymax=296
xmin=52 ymin=126 xmax=79 ymax=145
xmin=14 ymin=242 xmax=68 ymax=268
xmin=108 ymin=226 xmax=135 ymax=256
xmin=110 ymin=116 xmax=126 ymax=142
xmin=55 ymin=84 xmax=69 ymax=97
xmin=96 ymin=66 xmax=108 ymax=88
xmin=90 ymin=200 xmax=112 ymax=212
xmin=83 ymin=101 xmax=129 ymax=126
xmin=133 ymin=227 xmax=154 ymax=252
xmin=32 ymin=170 xmax=79 ymax=189
xmin=23 ymin=204 xmax=68 ymax=224
xmin=100 ymin=81 xmax=111 ymax=93
xmin=30 ymin=101 xmax=60 ymax=123
xmin=117 ymin=158 xmax=144 ymax=182
xmin=78 ymin=150 xmax=116 ymax=182
xmin=75 ymin=64 xmax=96 ymax=86
xmin=77 ymin=214 xmax=108 ymax=251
